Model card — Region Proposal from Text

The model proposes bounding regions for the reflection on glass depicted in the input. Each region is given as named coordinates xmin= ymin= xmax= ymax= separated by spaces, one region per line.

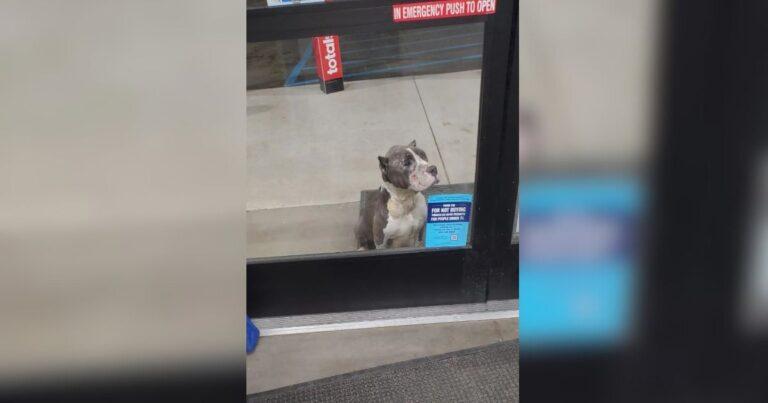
xmin=247 ymin=24 xmax=484 ymax=258
xmin=247 ymin=0 xmax=357 ymax=10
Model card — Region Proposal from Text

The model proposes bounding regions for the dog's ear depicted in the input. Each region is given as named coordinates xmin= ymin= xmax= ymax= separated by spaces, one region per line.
xmin=408 ymin=140 xmax=417 ymax=148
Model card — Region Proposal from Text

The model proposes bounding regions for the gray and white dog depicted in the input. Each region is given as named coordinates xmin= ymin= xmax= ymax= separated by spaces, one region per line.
xmin=356 ymin=140 xmax=439 ymax=250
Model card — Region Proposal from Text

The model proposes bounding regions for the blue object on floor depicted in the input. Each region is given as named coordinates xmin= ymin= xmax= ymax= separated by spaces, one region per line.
xmin=247 ymin=316 xmax=259 ymax=354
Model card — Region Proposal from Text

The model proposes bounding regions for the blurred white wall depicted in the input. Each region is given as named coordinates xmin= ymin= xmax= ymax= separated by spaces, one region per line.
xmin=0 ymin=1 xmax=245 ymax=385
xmin=520 ymin=0 xmax=659 ymax=167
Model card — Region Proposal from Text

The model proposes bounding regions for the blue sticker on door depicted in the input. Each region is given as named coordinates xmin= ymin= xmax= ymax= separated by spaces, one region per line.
xmin=425 ymin=193 xmax=472 ymax=248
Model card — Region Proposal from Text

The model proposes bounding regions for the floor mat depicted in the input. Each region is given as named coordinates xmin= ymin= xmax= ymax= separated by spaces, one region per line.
xmin=247 ymin=340 xmax=519 ymax=402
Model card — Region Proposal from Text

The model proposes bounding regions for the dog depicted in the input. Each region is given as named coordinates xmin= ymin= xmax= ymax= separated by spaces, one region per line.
xmin=356 ymin=140 xmax=439 ymax=250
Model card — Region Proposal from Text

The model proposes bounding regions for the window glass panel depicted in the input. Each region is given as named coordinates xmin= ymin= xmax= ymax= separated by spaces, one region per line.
xmin=247 ymin=24 xmax=485 ymax=258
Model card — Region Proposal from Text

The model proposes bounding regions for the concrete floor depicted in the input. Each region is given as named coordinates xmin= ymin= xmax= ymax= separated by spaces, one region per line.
xmin=246 ymin=318 xmax=518 ymax=394
xmin=247 ymin=70 xmax=480 ymax=211
xmin=247 ymin=201 xmax=358 ymax=258
xmin=247 ymin=70 xmax=481 ymax=258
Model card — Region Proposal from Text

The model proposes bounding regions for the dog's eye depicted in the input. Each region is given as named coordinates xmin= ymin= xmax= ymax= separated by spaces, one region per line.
xmin=404 ymin=158 xmax=412 ymax=166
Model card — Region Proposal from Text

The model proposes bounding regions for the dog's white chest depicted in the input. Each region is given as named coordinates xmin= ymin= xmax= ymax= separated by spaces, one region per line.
xmin=383 ymin=193 xmax=427 ymax=241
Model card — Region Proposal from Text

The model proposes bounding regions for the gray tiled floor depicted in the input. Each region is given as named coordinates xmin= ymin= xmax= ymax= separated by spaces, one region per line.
xmin=246 ymin=318 xmax=518 ymax=394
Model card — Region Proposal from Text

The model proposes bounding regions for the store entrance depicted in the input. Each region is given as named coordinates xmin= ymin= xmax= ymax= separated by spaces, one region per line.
xmin=246 ymin=0 xmax=518 ymax=318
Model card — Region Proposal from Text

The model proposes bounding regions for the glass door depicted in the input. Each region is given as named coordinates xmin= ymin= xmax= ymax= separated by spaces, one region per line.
xmin=247 ymin=0 xmax=518 ymax=317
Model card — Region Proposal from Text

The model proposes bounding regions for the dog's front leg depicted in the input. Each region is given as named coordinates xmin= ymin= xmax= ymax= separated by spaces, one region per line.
xmin=407 ymin=230 xmax=418 ymax=248
xmin=376 ymin=235 xmax=391 ymax=250
xmin=416 ymin=225 xmax=425 ymax=247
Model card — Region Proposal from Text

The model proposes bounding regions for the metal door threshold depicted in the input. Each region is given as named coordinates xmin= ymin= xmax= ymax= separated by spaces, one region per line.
xmin=252 ymin=299 xmax=518 ymax=336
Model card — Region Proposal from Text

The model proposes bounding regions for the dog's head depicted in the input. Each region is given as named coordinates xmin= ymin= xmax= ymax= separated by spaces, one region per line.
xmin=378 ymin=140 xmax=439 ymax=192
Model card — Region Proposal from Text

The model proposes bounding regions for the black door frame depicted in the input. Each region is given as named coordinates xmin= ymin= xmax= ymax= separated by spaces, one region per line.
xmin=247 ymin=0 xmax=518 ymax=318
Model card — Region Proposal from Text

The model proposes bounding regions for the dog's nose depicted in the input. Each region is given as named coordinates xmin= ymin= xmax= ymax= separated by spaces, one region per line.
xmin=427 ymin=165 xmax=438 ymax=177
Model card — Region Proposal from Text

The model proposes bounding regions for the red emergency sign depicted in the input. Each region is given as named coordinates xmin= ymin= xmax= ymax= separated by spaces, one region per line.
xmin=393 ymin=0 xmax=496 ymax=22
